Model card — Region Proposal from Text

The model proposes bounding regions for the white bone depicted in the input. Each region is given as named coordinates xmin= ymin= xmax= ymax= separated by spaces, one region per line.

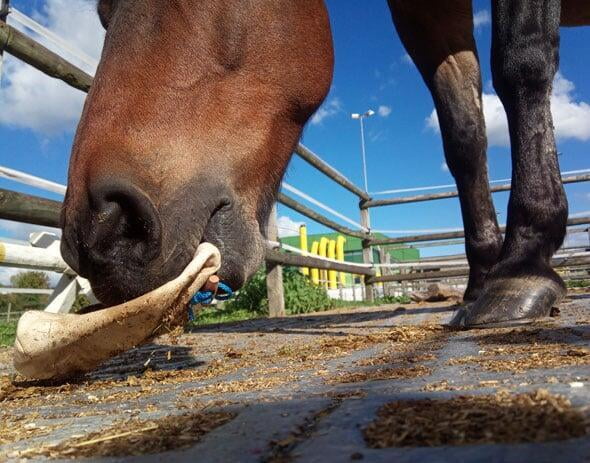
xmin=13 ymin=243 xmax=221 ymax=380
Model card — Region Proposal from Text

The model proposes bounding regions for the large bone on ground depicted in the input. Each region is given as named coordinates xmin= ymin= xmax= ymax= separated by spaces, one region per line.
xmin=13 ymin=243 xmax=221 ymax=381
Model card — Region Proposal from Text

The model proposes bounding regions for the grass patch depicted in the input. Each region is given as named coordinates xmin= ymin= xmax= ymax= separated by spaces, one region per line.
xmin=189 ymin=307 xmax=262 ymax=326
xmin=567 ymin=279 xmax=590 ymax=289
xmin=0 ymin=322 xmax=17 ymax=347
xmin=333 ymin=294 xmax=411 ymax=309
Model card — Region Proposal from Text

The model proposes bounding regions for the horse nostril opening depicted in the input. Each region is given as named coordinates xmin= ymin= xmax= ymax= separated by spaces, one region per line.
xmin=88 ymin=181 xmax=162 ymax=264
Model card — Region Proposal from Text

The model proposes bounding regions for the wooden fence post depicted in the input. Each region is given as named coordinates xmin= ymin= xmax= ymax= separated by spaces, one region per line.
xmin=0 ymin=0 xmax=8 ymax=81
xmin=266 ymin=205 xmax=286 ymax=317
xmin=360 ymin=206 xmax=374 ymax=302
xmin=6 ymin=302 xmax=11 ymax=322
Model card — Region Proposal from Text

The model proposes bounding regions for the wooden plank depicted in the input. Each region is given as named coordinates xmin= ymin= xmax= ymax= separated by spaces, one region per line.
xmin=294 ymin=144 xmax=370 ymax=201
xmin=370 ymin=216 xmax=590 ymax=246
xmin=360 ymin=207 xmax=373 ymax=302
xmin=0 ymin=188 xmax=61 ymax=228
xmin=265 ymin=206 xmax=285 ymax=317
xmin=277 ymin=192 xmax=368 ymax=239
xmin=363 ymin=173 xmax=590 ymax=208
xmin=368 ymin=268 xmax=468 ymax=284
xmin=265 ymin=249 xmax=375 ymax=276
xmin=368 ymin=254 xmax=590 ymax=284
xmin=0 ymin=21 xmax=92 ymax=92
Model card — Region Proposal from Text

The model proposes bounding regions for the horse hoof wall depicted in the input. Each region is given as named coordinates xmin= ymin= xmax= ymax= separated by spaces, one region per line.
xmin=462 ymin=276 xmax=565 ymax=328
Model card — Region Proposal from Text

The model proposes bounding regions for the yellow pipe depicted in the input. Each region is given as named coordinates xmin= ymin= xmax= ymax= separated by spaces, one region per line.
xmin=299 ymin=224 xmax=309 ymax=275
xmin=328 ymin=239 xmax=337 ymax=289
xmin=336 ymin=236 xmax=346 ymax=286
xmin=310 ymin=241 xmax=320 ymax=285
xmin=319 ymin=237 xmax=329 ymax=288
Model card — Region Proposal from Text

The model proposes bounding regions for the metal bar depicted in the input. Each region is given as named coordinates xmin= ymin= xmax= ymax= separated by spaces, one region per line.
xmin=277 ymin=193 xmax=368 ymax=239
xmin=281 ymin=182 xmax=367 ymax=230
xmin=265 ymin=249 xmax=375 ymax=276
xmin=0 ymin=188 xmax=61 ymax=228
xmin=0 ymin=165 xmax=67 ymax=195
xmin=294 ymin=144 xmax=370 ymax=201
xmin=0 ymin=241 xmax=70 ymax=273
xmin=363 ymin=173 xmax=590 ymax=208
xmin=265 ymin=206 xmax=285 ymax=317
xmin=0 ymin=21 xmax=92 ymax=92
xmin=368 ymin=254 xmax=590 ymax=284
xmin=370 ymin=216 xmax=590 ymax=246
xmin=0 ymin=288 xmax=53 ymax=295
xmin=9 ymin=8 xmax=98 ymax=70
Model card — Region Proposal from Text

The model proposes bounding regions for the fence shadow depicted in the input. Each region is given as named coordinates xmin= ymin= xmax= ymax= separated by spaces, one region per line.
xmin=188 ymin=304 xmax=457 ymax=336
xmin=458 ymin=324 xmax=590 ymax=348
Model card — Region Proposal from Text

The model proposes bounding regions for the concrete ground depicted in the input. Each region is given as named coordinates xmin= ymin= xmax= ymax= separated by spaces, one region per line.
xmin=0 ymin=291 xmax=589 ymax=462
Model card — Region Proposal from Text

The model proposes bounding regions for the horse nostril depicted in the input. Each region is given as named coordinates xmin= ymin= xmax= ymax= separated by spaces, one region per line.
xmin=87 ymin=181 xmax=162 ymax=264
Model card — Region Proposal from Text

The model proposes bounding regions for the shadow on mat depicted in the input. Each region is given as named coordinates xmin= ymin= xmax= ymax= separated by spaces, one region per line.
xmin=188 ymin=305 xmax=457 ymax=336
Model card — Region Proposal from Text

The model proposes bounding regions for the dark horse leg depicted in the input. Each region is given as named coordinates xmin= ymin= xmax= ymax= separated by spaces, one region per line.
xmin=464 ymin=0 xmax=567 ymax=326
xmin=388 ymin=0 xmax=502 ymax=301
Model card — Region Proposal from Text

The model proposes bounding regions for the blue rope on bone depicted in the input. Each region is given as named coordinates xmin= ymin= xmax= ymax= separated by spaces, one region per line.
xmin=187 ymin=281 xmax=234 ymax=321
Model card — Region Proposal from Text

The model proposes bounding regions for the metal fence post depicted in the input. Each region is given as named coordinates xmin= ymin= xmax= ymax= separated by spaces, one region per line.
xmin=266 ymin=204 xmax=286 ymax=317
xmin=360 ymin=205 xmax=374 ymax=302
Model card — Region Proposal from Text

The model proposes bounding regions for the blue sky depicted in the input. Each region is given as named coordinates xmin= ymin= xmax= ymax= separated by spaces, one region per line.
xmin=1 ymin=0 xmax=589 ymax=271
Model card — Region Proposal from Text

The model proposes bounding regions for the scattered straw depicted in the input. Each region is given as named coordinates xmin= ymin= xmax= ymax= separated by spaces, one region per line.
xmin=11 ymin=410 xmax=235 ymax=459
xmin=364 ymin=389 xmax=588 ymax=448
xmin=448 ymin=327 xmax=590 ymax=373
xmin=330 ymin=365 xmax=431 ymax=384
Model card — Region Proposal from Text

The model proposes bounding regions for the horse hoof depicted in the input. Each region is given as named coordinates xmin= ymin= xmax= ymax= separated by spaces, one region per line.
xmin=460 ymin=276 xmax=565 ymax=328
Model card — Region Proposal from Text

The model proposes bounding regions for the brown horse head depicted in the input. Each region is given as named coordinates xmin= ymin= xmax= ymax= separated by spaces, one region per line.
xmin=61 ymin=0 xmax=333 ymax=305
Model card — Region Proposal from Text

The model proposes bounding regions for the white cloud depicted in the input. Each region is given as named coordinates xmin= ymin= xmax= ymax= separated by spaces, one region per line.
xmin=425 ymin=73 xmax=590 ymax=147
xmin=0 ymin=0 xmax=104 ymax=134
xmin=441 ymin=161 xmax=450 ymax=172
xmin=0 ymin=219 xmax=61 ymax=241
xmin=378 ymin=105 xmax=392 ymax=117
xmin=276 ymin=216 xmax=304 ymax=238
xmin=563 ymin=231 xmax=589 ymax=248
xmin=401 ymin=53 xmax=413 ymax=65
xmin=310 ymin=97 xmax=342 ymax=125
xmin=0 ymin=267 xmax=21 ymax=286
xmin=473 ymin=9 xmax=491 ymax=29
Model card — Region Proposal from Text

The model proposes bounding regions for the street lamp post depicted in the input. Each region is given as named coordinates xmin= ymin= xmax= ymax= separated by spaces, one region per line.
xmin=352 ymin=109 xmax=375 ymax=303
xmin=351 ymin=109 xmax=374 ymax=193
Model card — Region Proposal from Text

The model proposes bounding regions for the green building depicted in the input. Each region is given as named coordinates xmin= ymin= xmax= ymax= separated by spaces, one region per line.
xmin=279 ymin=232 xmax=419 ymax=264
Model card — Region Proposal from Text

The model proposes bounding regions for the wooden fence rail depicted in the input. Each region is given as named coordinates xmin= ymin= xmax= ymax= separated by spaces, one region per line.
xmin=363 ymin=173 xmax=590 ymax=208
xmin=367 ymin=255 xmax=590 ymax=284
xmin=0 ymin=21 xmax=92 ymax=91
xmin=266 ymin=248 xmax=375 ymax=276
xmin=0 ymin=188 xmax=61 ymax=227
xmin=370 ymin=216 xmax=590 ymax=246
xmin=293 ymin=144 xmax=370 ymax=201
xmin=277 ymin=193 xmax=367 ymax=239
